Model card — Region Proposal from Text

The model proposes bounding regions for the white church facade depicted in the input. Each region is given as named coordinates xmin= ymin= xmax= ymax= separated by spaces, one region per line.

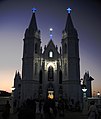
xmin=13 ymin=8 xmax=90 ymax=107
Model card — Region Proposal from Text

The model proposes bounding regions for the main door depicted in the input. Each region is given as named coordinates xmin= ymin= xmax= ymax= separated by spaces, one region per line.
xmin=47 ymin=83 xmax=54 ymax=99
xmin=48 ymin=90 xmax=54 ymax=99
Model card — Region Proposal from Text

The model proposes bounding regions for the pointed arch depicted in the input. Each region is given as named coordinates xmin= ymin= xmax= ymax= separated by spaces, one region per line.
xmin=35 ymin=63 xmax=38 ymax=75
xmin=35 ymin=43 xmax=38 ymax=54
xmin=59 ymin=70 xmax=62 ymax=84
xmin=39 ymin=70 xmax=42 ymax=84
xmin=64 ymin=43 xmax=67 ymax=54
xmin=48 ymin=66 xmax=54 ymax=81
xmin=64 ymin=63 xmax=67 ymax=76
xmin=49 ymin=51 xmax=53 ymax=58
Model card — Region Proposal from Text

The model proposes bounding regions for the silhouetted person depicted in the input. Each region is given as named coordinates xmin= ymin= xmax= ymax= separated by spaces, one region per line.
xmin=88 ymin=101 xmax=98 ymax=119
xmin=32 ymin=99 xmax=36 ymax=119
xmin=43 ymin=98 xmax=56 ymax=119
xmin=58 ymin=99 xmax=65 ymax=117
xmin=2 ymin=100 xmax=11 ymax=119
xmin=39 ymin=100 xmax=42 ymax=113
xmin=50 ymin=99 xmax=57 ymax=118
xmin=43 ymin=99 xmax=50 ymax=119
xmin=75 ymin=101 xmax=80 ymax=111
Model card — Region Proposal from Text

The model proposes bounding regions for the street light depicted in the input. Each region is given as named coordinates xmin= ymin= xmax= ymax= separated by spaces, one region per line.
xmin=82 ymin=87 xmax=87 ymax=115
xmin=82 ymin=87 xmax=87 ymax=98
xmin=97 ymin=92 xmax=100 ymax=97
xmin=10 ymin=87 xmax=15 ymax=113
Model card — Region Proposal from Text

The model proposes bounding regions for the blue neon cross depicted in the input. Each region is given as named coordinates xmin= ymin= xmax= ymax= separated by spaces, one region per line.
xmin=67 ymin=8 xmax=72 ymax=14
xmin=32 ymin=8 xmax=37 ymax=13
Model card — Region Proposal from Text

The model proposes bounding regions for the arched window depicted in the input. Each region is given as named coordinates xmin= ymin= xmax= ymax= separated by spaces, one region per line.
xmin=35 ymin=63 xmax=38 ymax=75
xmin=49 ymin=51 xmax=53 ymax=58
xmin=48 ymin=66 xmax=54 ymax=81
xmin=64 ymin=43 xmax=67 ymax=54
xmin=59 ymin=70 xmax=62 ymax=84
xmin=64 ymin=63 xmax=67 ymax=76
xmin=35 ymin=43 xmax=38 ymax=54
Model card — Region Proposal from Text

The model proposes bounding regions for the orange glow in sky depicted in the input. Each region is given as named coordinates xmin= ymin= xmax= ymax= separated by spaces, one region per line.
xmin=0 ymin=70 xmax=15 ymax=92
xmin=0 ymin=70 xmax=101 ymax=94
xmin=0 ymin=0 xmax=101 ymax=95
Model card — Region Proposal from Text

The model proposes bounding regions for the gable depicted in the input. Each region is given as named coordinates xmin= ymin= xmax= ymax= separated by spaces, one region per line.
xmin=43 ymin=40 xmax=60 ymax=60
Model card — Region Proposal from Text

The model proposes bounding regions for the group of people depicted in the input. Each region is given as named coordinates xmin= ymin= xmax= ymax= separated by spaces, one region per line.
xmin=17 ymin=98 xmax=65 ymax=119
xmin=1 ymin=99 xmax=100 ymax=119
xmin=43 ymin=98 xmax=57 ymax=119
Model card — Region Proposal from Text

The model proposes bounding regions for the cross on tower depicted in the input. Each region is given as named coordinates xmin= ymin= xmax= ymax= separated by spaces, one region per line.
xmin=32 ymin=8 xmax=37 ymax=13
xmin=67 ymin=8 xmax=72 ymax=14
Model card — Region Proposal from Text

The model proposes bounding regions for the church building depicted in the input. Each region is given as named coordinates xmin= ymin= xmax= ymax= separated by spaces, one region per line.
xmin=13 ymin=8 xmax=82 ymax=106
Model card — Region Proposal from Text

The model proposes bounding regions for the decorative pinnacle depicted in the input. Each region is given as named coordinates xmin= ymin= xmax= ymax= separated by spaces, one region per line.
xmin=67 ymin=8 xmax=72 ymax=14
xmin=49 ymin=28 xmax=53 ymax=39
xmin=32 ymin=8 xmax=37 ymax=13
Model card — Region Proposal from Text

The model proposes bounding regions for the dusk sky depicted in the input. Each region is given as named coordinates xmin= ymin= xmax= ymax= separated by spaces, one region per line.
xmin=0 ymin=0 xmax=101 ymax=94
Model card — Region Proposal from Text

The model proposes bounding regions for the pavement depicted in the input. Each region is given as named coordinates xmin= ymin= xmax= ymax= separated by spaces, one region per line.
xmin=0 ymin=111 xmax=88 ymax=119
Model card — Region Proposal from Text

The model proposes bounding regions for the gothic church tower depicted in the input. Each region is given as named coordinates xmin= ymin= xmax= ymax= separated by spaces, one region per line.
xmin=21 ymin=10 xmax=41 ymax=102
xmin=62 ymin=9 xmax=81 ymax=102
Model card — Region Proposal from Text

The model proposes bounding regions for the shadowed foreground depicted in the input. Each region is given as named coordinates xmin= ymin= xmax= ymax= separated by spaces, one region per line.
xmin=0 ymin=111 xmax=88 ymax=119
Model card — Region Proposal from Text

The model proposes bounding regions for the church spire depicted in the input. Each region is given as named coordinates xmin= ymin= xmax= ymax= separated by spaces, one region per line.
xmin=28 ymin=8 xmax=38 ymax=32
xmin=64 ymin=8 xmax=78 ymax=36
xmin=65 ymin=8 xmax=74 ymax=31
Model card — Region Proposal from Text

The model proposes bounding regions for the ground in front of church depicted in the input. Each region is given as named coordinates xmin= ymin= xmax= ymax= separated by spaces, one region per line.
xmin=0 ymin=111 xmax=88 ymax=119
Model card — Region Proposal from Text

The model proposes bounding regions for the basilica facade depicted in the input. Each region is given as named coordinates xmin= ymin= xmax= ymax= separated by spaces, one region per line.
xmin=13 ymin=9 xmax=82 ymax=105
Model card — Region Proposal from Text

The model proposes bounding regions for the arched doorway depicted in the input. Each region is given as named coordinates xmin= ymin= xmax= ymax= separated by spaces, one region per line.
xmin=48 ymin=90 xmax=54 ymax=99
xmin=47 ymin=83 xmax=54 ymax=99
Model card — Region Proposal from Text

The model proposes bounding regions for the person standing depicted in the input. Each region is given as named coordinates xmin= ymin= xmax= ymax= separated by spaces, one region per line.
xmin=58 ymin=99 xmax=65 ymax=117
xmin=88 ymin=101 xmax=98 ymax=119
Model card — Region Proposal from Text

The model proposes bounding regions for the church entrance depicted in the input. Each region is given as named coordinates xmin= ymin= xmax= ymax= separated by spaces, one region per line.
xmin=47 ymin=83 xmax=54 ymax=99
xmin=48 ymin=90 xmax=54 ymax=99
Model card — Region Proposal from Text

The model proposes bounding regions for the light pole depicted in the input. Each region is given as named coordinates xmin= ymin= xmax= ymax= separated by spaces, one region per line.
xmin=10 ymin=87 xmax=15 ymax=113
xmin=97 ymin=92 xmax=101 ymax=106
xmin=82 ymin=87 xmax=87 ymax=98
xmin=82 ymin=87 xmax=88 ymax=115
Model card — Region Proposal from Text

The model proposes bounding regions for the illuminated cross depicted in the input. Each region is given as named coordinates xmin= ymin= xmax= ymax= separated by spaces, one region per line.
xmin=50 ymin=28 xmax=53 ymax=39
xmin=32 ymin=8 xmax=37 ymax=13
xmin=67 ymin=8 xmax=72 ymax=14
